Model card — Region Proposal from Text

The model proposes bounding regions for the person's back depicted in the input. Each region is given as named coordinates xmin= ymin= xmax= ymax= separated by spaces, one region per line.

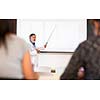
xmin=0 ymin=34 xmax=28 ymax=79
xmin=60 ymin=36 xmax=100 ymax=80
xmin=60 ymin=19 xmax=100 ymax=80
xmin=83 ymin=36 xmax=100 ymax=79
xmin=0 ymin=19 xmax=39 ymax=79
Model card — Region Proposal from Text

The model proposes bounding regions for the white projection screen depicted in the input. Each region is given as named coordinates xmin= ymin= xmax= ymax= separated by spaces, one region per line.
xmin=17 ymin=19 xmax=87 ymax=52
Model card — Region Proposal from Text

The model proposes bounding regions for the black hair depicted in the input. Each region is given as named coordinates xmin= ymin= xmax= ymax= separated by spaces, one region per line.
xmin=93 ymin=19 xmax=100 ymax=22
xmin=29 ymin=33 xmax=36 ymax=41
xmin=29 ymin=33 xmax=36 ymax=38
xmin=0 ymin=19 xmax=11 ymax=49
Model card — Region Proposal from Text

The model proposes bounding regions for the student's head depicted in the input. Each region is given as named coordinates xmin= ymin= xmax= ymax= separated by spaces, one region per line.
xmin=29 ymin=33 xmax=36 ymax=43
xmin=93 ymin=19 xmax=100 ymax=35
xmin=0 ymin=19 xmax=11 ymax=48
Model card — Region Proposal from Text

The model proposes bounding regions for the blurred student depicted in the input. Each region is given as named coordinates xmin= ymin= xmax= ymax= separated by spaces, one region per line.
xmin=29 ymin=33 xmax=46 ymax=68
xmin=0 ymin=19 xmax=39 ymax=80
xmin=60 ymin=19 xmax=100 ymax=80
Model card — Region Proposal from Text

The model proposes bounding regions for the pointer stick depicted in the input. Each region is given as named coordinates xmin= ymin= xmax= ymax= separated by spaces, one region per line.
xmin=45 ymin=25 xmax=56 ymax=46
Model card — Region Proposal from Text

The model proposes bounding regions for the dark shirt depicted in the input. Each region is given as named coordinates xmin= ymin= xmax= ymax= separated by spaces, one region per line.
xmin=60 ymin=36 xmax=100 ymax=80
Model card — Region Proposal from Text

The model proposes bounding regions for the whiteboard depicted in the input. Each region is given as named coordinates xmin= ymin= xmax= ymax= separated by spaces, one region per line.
xmin=17 ymin=19 xmax=87 ymax=52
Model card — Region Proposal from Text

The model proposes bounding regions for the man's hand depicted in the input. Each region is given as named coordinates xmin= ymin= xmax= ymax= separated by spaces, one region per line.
xmin=44 ymin=44 xmax=47 ymax=48
xmin=36 ymin=49 xmax=40 ymax=53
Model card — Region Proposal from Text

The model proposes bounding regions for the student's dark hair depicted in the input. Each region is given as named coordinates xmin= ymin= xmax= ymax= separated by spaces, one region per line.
xmin=93 ymin=19 xmax=100 ymax=22
xmin=0 ymin=19 xmax=11 ymax=49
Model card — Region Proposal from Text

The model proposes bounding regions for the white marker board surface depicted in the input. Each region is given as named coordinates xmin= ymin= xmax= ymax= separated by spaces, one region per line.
xmin=17 ymin=19 xmax=87 ymax=52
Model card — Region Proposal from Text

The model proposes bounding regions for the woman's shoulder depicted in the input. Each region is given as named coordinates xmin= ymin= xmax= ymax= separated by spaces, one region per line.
xmin=9 ymin=34 xmax=26 ymax=44
xmin=9 ymin=34 xmax=23 ymax=40
xmin=7 ymin=34 xmax=29 ymax=49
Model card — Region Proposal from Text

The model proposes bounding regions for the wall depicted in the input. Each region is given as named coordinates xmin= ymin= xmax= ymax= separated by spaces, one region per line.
xmin=38 ymin=53 xmax=72 ymax=71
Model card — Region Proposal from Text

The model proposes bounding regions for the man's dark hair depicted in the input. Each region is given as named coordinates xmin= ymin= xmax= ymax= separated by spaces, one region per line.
xmin=29 ymin=33 xmax=36 ymax=38
xmin=29 ymin=33 xmax=36 ymax=41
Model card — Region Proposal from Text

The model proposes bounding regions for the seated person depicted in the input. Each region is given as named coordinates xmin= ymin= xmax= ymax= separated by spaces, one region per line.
xmin=0 ymin=19 xmax=39 ymax=79
xmin=60 ymin=19 xmax=100 ymax=80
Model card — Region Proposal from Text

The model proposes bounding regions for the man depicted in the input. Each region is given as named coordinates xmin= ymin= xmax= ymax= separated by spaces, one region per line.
xmin=60 ymin=19 xmax=100 ymax=80
xmin=29 ymin=33 xmax=47 ymax=68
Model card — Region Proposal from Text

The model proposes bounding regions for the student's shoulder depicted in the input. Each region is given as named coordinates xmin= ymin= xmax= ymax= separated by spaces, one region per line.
xmin=9 ymin=34 xmax=28 ymax=46
xmin=78 ymin=40 xmax=88 ymax=47
xmin=10 ymin=34 xmax=26 ymax=42
xmin=78 ymin=40 xmax=94 ymax=53
xmin=81 ymin=39 xmax=93 ymax=46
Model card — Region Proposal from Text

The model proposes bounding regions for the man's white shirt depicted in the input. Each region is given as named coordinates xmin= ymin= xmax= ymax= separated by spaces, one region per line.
xmin=29 ymin=43 xmax=46 ymax=69
xmin=29 ymin=43 xmax=38 ymax=68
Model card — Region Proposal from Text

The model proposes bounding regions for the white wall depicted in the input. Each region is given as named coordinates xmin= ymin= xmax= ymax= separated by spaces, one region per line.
xmin=38 ymin=53 xmax=72 ymax=68
xmin=37 ymin=53 xmax=72 ymax=74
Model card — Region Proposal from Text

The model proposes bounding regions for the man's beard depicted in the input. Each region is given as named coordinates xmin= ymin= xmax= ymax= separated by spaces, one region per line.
xmin=31 ymin=40 xmax=35 ymax=43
